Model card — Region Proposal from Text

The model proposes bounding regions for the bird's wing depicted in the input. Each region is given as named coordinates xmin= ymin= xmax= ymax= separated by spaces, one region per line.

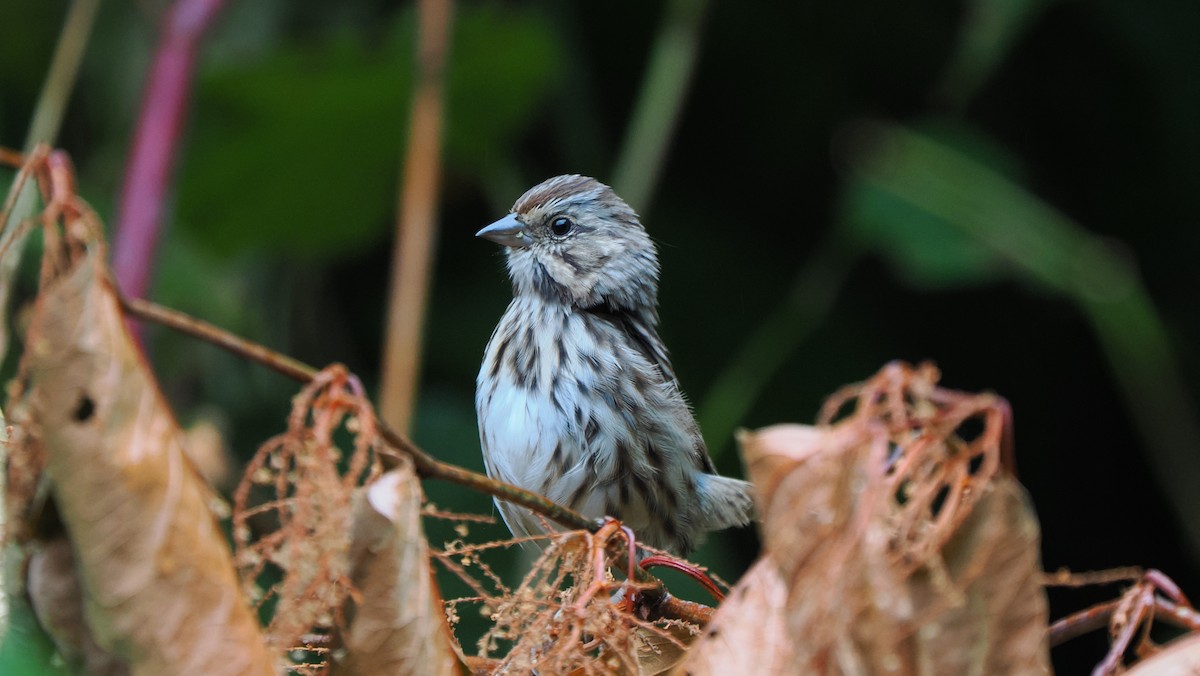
xmin=582 ymin=305 xmax=678 ymax=384
xmin=581 ymin=304 xmax=718 ymax=475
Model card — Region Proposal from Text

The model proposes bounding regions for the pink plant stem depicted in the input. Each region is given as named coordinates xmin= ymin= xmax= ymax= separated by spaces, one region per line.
xmin=112 ymin=0 xmax=227 ymax=309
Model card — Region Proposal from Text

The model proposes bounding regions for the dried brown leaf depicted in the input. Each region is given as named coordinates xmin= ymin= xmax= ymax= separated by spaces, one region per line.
xmin=333 ymin=460 xmax=459 ymax=675
xmin=681 ymin=363 xmax=1051 ymax=675
xmin=22 ymin=245 xmax=278 ymax=674
xmin=841 ymin=475 xmax=1048 ymax=674
xmin=26 ymin=536 xmax=127 ymax=675
xmin=671 ymin=558 xmax=792 ymax=673
xmin=636 ymin=621 xmax=699 ymax=675
xmin=679 ymin=423 xmax=874 ymax=673
xmin=1125 ymin=632 xmax=1200 ymax=675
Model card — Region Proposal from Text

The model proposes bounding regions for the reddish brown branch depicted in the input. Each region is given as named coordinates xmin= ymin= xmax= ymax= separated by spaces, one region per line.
xmin=640 ymin=555 xmax=725 ymax=603
xmin=1043 ymin=566 xmax=1145 ymax=588
xmin=8 ymin=143 xmax=719 ymax=637
xmin=1047 ymin=567 xmax=1200 ymax=674
xmin=1157 ymin=597 xmax=1200 ymax=632
xmin=9 ymin=140 xmax=717 ymax=626
xmin=119 ymin=294 xmax=595 ymax=527
xmin=1049 ymin=599 xmax=1121 ymax=647
xmin=116 ymin=294 xmax=709 ymax=624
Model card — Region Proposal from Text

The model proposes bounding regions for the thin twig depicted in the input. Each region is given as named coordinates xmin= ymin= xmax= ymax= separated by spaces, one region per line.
xmin=118 ymin=295 xmax=582 ymax=522
xmin=1048 ymin=568 xmax=1200 ymax=669
xmin=379 ymin=0 xmax=454 ymax=433
xmin=5 ymin=144 xmax=719 ymax=638
xmin=118 ymin=293 xmax=708 ymax=624
xmin=1043 ymin=567 xmax=1145 ymax=588
xmin=1157 ymin=597 xmax=1200 ymax=633
xmin=1049 ymin=599 xmax=1121 ymax=647
xmin=25 ymin=0 xmax=102 ymax=150
xmin=1 ymin=0 xmax=102 ymax=365
xmin=2 ymin=136 xmax=707 ymax=624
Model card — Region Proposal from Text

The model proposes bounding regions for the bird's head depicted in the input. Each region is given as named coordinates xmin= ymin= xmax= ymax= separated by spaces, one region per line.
xmin=477 ymin=175 xmax=659 ymax=310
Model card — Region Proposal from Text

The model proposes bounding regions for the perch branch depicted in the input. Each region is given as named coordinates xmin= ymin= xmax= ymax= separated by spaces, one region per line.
xmin=118 ymin=295 xmax=704 ymax=622
xmin=0 ymin=145 xmax=709 ymax=626
xmin=119 ymin=295 xmax=593 ymax=531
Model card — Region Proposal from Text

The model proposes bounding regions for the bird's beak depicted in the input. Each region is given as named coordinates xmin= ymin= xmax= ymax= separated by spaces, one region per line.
xmin=476 ymin=213 xmax=530 ymax=248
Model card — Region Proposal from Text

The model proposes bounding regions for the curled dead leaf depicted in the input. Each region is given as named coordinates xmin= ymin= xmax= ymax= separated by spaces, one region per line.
xmin=670 ymin=558 xmax=791 ymax=674
xmin=333 ymin=460 xmax=459 ymax=675
xmin=1125 ymin=632 xmax=1200 ymax=675
xmin=26 ymin=536 xmax=127 ymax=675
xmin=681 ymin=364 xmax=1051 ymax=674
xmin=23 ymin=246 xmax=278 ymax=675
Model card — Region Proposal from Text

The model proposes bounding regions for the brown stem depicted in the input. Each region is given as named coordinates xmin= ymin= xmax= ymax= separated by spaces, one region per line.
xmin=654 ymin=594 xmax=713 ymax=626
xmin=1048 ymin=595 xmax=1200 ymax=649
xmin=1048 ymin=599 xmax=1120 ymax=647
xmin=116 ymin=293 xmax=713 ymax=624
xmin=118 ymin=293 xmax=597 ymax=530
xmin=1156 ymin=597 xmax=1200 ymax=632
xmin=1042 ymin=566 xmax=1144 ymax=588
xmin=378 ymin=0 xmax=453 ymax=433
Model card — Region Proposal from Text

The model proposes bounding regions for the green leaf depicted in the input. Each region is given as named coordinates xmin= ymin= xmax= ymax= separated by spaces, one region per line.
xmin=843 ymin=179 xmax=1005 ymax=288
xmin=444 ymin=7 xmax=562 ymax=171
xmin=935 ymin=0 xmax=1048 ymax=107
xmin=176 ymin=6 xmax=562 ymax=259
xmin=0 ymin=584 xmax=69 ymax=676
xmin=177 ymin=25 xmax=411 ymax=257
xmin=839 ymin=121 xmax=1025 ymax=288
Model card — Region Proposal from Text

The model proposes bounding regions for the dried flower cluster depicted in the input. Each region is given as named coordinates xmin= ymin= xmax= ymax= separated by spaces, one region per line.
xmin=435 ymin=521 xmax=699 ymax=674
xmin=232 ymin=365 xmax=383 ymax=653
xmin=817 ymin=361 xmax=1009 ymax=574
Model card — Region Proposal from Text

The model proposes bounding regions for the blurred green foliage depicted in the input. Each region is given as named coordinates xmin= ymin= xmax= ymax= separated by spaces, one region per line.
xmin=2 ymin=0 xmax=1199 ymax=671
xmin=0 ymin=586 xmax=68 ymax=675
xmin=179 ymin=5 xmax=560 ymax=257
xmin=842 ymin=121 xmax=1018 ymax=288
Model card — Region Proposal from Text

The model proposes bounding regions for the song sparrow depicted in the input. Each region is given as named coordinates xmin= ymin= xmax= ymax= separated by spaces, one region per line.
xmin=475 ymin=175 xmax=754 ymax=555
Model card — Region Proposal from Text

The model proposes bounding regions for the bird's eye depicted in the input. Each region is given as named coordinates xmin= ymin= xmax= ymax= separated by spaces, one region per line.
xmin=549 ymin=216 xmax=573 ymax=237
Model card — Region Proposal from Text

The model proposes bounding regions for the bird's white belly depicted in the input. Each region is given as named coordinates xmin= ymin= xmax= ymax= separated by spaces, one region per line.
xmin=479 ymin=381 xmax=560 ymax=492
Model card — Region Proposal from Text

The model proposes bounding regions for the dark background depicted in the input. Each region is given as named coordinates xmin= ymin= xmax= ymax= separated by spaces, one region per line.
xmin=3 ymin=0 xmax=1198 ymax=671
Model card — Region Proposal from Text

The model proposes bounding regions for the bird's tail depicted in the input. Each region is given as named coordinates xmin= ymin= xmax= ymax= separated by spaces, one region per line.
xmin=697 ymin=474 xmax=756 ymax=531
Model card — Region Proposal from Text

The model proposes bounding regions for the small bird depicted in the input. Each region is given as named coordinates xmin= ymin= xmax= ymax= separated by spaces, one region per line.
xmin=475 ymin=175 xmax=754 ymax=556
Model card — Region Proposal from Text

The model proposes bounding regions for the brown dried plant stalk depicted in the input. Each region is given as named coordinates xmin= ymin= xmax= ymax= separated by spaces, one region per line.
xmin=1047 ymin=568 xmax=1200 ymax=674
